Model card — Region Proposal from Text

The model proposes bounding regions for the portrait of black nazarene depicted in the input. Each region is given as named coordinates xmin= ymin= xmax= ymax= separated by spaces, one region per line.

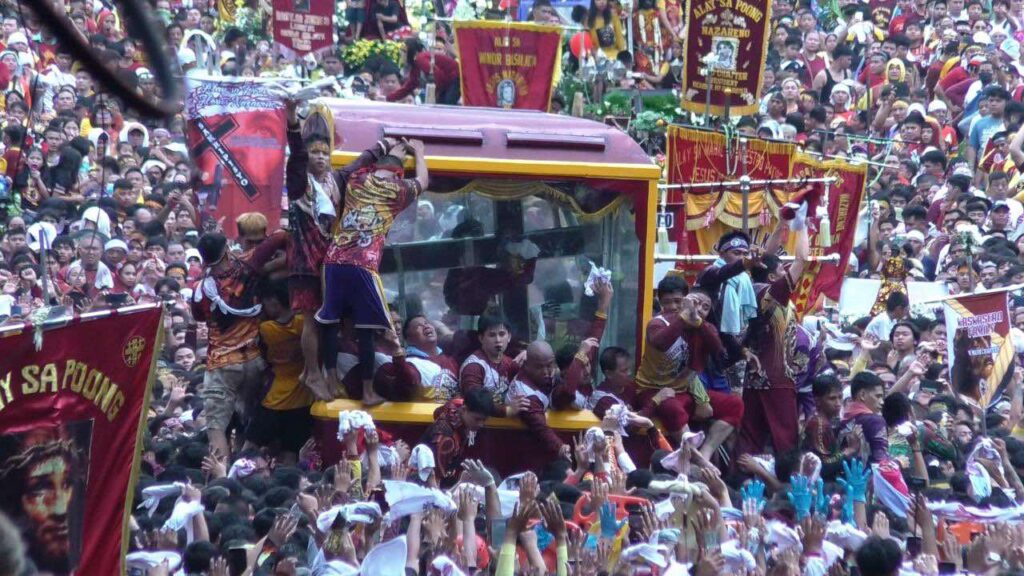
xmin=0 ymin=420 xmax=93 ymax=576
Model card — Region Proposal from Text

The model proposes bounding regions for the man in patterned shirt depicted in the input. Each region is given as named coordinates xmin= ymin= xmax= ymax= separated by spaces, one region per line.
xmin=316 ymin=138 xmax=429 ymax=406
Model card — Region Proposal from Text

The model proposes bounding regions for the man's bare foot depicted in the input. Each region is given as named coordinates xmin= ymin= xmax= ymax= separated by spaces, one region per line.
xmin=325 ymin=370 xmax=345 ymax=400
xmin=303 ymin=369 xmax=333 ymax=401
xmin=362 ymin=387 xmax=386 ymax=407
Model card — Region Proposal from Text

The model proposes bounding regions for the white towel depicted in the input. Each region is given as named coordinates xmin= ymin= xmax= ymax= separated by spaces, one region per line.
xmin=765 ymin=520 xmax=801 ymax=552
xmin=337 ymin=410 xmax=376 ymax=441
xmin=721 ymin=540 xmax=756 ymax=572
xmin=430 ymin=556 xmax=467 ymax=576
xmin=228 ymin=458 xmax=256 ymax=479
xmin=466 ymin=484 xmax=519 ymax=518
xmin=383 ymin=480 xmax=456 ymax=520
xmin=360 ymin=535 xmax=407 ymax=576
xmin=621 ymin=543 xmax=668 ymax=567
xmin=163 ymin=500 xmax=204 ymax=543
xmin=410 ymin=444 xmax=436 ymax=482
xmin=322 ymin=560 xmax=359 ymax=575
xmin=316 ymin=502 xmax=383 ymax=533
xmin=826 ymin=520 xmax=867 ymax=550
xmin=139 ymin=482 xmax=185 ymax=517
xmin=126 ymin=551 xmax=182 ymax=571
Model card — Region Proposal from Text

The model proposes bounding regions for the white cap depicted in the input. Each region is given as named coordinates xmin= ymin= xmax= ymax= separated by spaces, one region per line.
xmin=177 ymin=47 xmax=196 ymax=67
xmin=927 ymin=100 xmax=947 ymax=113
xmin=6 ymin=31 xmax=28 ymax=48
xmin=974 ymin=30 xmax=992 ymax=45
xmin=185 ymin=248 xmax=202 ymax=264
xmin=905 ymin=230 xmax=925 ymax=243
xmin=136 ymin=67 xmax=153 ymax=78
xmin=164 ymin=142 xmax=188 ymax=156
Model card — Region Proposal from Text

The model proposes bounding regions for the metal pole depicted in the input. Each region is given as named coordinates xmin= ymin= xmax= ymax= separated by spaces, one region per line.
xmin=658 ymin=176 xmax=838 ymax=190
xmin=654 ymin=253 xmax=841 ymax=263
xmin=740 ymin=138 xmax=748 ymax=231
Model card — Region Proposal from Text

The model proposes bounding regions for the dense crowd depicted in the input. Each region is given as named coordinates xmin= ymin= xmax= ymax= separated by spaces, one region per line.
xmin=5 ymin=0 xmax=1024 ymax=574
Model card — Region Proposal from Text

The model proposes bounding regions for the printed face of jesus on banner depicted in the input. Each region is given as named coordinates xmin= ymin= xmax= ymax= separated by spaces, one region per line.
xmin=0 ymin=420 xmax=93 ymax=576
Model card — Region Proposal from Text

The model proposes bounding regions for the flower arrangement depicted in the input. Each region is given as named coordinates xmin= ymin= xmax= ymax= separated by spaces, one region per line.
xmin=219 ymin=0 xmax=268 ymax=45
xmin=452 ymin=0 xmax=487 ymax=20
xmin=342 ymin=39 xmax=404 ymax=70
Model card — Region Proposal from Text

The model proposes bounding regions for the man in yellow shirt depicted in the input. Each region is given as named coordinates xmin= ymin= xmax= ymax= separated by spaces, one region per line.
xmin=244 ymin=280 xmax=313 ymax=465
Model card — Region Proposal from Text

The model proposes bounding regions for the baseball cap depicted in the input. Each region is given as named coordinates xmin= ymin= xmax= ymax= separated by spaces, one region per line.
xmin=994 ymin=200 xmax=1012 ymax=212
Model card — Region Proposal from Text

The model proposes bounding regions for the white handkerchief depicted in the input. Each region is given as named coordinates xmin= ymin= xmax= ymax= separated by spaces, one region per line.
xmin=621 ymin=543 xmax=668 ymax=567
xmin=430 ymin=555 xmax=468 ymax=576
xmin=721 ymin=539 xmax=756 ymax=572
xmin=584 ymin=261 xmax=613 ymax=297
xmin=163 ymin=500 xmax=204 ymax=543
xmin=228 ymin=458 xmax=256 ymax=479
xmin=316 ymin=502 xmax=383 ymax=533
xmin=337 ymin=410 xmax=376 ymax=441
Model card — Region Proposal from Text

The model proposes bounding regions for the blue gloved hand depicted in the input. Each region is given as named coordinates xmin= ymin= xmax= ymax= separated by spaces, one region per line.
xmin=837 ymin=459 xmax=871 ymax=503
xmin=599 ymin=502 xmax=626 ymax=540
xmin=787 ymin=474 xmax=813 ymax=521
xmin=814 ymin=477 xmax=829 ymax=518
xmin=841 ymin=497 xmax=855 ymax=525
xmin=535 ymin=523 xmax=554 ymax=550
xmin=741 ymin=479 xmax=766 ymax=511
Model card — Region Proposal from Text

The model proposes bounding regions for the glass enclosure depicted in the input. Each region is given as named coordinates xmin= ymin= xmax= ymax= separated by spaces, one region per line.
xmin=380 ymin=180 xmax=640 ymax=355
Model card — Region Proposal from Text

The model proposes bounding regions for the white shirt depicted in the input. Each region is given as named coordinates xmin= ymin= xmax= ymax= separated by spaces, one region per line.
xmin=864 ymin=312 xmax=897 ymax=342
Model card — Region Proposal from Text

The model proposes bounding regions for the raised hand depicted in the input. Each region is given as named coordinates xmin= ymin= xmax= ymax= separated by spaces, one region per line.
xmin=539 ymin=496 xmax=567 ymax=542
xmin=837 ymin=459 xmax=871 ymax=503
xmin=814 ymin=477 xmax=829 ymax=518
xmin=740 ymin=479 xmax=766 ymax=511
xmin=461 ymin=459 xmax=495 ymax=487
xmin=519 ymin=471 xmax=538 ymax=504
xmin=787 ymin=475 xmax=813 ymax=521
xmin=268 ymin=514 xmax=298 ymax=547
xmin=598 ymin=501 xmax=626 ymax=540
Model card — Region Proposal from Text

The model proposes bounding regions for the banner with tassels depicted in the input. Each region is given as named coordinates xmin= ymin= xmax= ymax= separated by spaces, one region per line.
xmin=664 ymin=125 xmax=795 ymax=274
xmin=788 ymin=153 xmax=867 ymax=319
xmin=944 ymin=290 xmax=1013 ymax=409
xmin=0 ymin=304 xmax=162 ymax=575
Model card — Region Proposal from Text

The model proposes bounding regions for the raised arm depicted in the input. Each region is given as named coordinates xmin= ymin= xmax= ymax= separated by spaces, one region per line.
xmin=284 ymin=99 xmax=310 ymax=202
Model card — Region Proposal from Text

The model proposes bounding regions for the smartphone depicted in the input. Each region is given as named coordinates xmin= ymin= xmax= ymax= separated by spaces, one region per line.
xmin=906 ymin=536 xmax=922 ymax=558
xmin=228 ymin=547 xmax=248 ymax=576
xmin=938 ymin=561 xmax=958 ymax=575
xmin=105 ymin=293 xmax=128 ymax=307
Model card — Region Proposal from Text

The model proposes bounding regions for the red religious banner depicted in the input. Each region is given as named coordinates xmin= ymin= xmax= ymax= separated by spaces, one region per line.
xmin=788 ymin=154 xmax=867 ymax=318
xmin=664 ymin=126 xmax=795 ymax=266
xmin=272 ymin=0 xmax=334 ymax=56
xmin=869 ymin=0 xmax=896 ymax=31
xmin=680 ymin=0 xmax=772 ymax=116
xmin=0 ymin=305 xmax=161 ymax=575
xmin=944 ymin=291 xmax=1014 ymax=408
xmin=185 ymin=77 xmax=286 ymax=239
xmin=453 ymin=20 xmax=563 ymax=111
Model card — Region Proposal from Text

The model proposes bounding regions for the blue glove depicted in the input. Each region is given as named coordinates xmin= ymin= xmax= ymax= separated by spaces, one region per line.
xmin=838 ymin=459 xmax=871 ymax=503
xmin=841 ymin=497 xmax=855 ymax=525
xmin=814 ymin=477 xmax=829 ymax=518
xmin=741 ymin=479 xmax=766 ymax=511
xmin=535 ymin=523 xmax=554 ymax=550
xmin=599 ymin=502 xmax=626 ymax=540
xmin=584 ymin=533 xmax=599 ymax=550
xmin=787 ymin=474 xmax=813 ymax=521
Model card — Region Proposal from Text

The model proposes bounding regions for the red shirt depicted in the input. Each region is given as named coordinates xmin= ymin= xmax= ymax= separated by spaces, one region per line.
xmin=388 ymin=51 xmax=460 ymax=102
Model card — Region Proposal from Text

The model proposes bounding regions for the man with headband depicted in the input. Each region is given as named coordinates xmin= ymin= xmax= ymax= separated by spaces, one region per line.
xmin=316 ymin=136 xmax=429 ymax=407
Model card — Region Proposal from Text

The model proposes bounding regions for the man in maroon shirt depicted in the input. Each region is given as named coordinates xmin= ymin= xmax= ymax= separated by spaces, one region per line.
xmin=388 ymin=38 xmax=460 ymax=104
xmin=375 ymin=315 xmax=460 ymax=402
xmin=508 ymin=340 xmax=574 ymax=459
xmin=736 ymin=222 xmax=809 ymax=458
xmin=460 ymin=314 xmax=521 ymax=412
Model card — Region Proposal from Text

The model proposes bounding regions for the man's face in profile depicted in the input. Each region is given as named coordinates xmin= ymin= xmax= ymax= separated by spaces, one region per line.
xmin=23 ymin=455 xmax=73 ymax=567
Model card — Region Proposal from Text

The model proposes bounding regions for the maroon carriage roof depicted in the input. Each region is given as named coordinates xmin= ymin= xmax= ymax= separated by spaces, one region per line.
xmin=322 ymin=99 xmax=659 ymax=178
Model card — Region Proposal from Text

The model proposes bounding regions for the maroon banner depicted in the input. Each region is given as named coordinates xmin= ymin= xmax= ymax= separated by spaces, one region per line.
xmin=680 ymin=0 xmax=772 ymax=116
xmin=0 ymin=305 xmax=161 ymax=575
xmin=272 ymin=0 xmax=334 ymax=56
xmin=944 ymin=291 xmax=1014 ymax=408
xmin=185 ymin=77 xmax=286 ymax=240
xmin=789 ymin=154 xmax=867 ymax=318
xmin=869 ymin=0 xmax=897 ymax=31
xmin=454 ymin=20 xmax=563 ymax=111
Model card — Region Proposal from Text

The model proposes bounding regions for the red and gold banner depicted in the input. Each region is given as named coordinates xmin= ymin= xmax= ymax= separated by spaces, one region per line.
xmin=272 ymin=0 xmax=334 ymax=56
xmin=0 ymin=305 xmax=161 ymax=575
xmin=454 ymin=20 xmax=563 ymax=111
xmin=944 ymin=291 xmax=1013 ymax=408
xmin=680 ymin=0 xmax=772 ymax=116
xmin=664 ymin=126 xmax=795 ymax=265
xmin=789 ymin=153 xmax=868 ymax=318
xmin=869 ymin=0 xmax=897 ymax=31
xmin=185 ymin=77 xmax=286 ymax=239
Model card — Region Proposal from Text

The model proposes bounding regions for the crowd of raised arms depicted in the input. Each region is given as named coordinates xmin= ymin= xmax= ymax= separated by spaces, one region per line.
xmin=9 ymin=0 xmax=1024 ymax=574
